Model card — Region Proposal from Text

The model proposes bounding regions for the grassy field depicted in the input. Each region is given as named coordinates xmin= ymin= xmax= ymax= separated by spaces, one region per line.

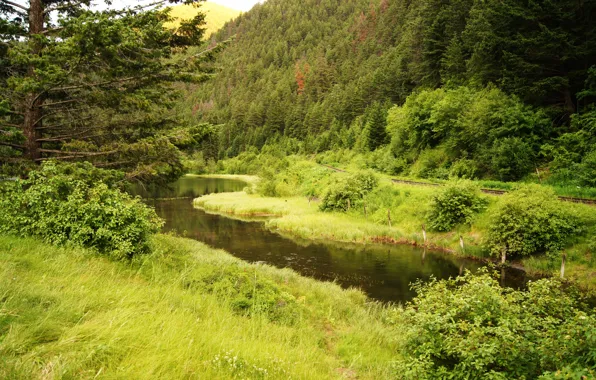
xmin=0 ymin=234 xmax=400 ymax=379
xmin=194 ymin=176 xmax=596 ymax=292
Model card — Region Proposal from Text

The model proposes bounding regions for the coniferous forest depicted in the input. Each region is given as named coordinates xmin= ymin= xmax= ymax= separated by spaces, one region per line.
xmin=1 ymin=1 xmax=596 ymax=379
xmin=190 ymin=0 xmax=596 ymax=186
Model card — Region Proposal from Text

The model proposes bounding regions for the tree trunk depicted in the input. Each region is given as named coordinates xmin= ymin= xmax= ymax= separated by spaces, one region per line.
xmin=23 ymin=0 xmax=44 ymax=161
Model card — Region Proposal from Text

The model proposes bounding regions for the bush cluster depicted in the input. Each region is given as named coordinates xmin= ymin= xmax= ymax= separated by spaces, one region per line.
xmin=393 ymin=270 xmax=596 ymax=379
xmin=319 ymin=171 xmax=378 ymax=212
xmin=487 ymin=186 xmax=581 ymax=259
xmin=186 ymin=265 xmax=299 ymax=324
xmin=427 ymin=181 xmax=487 ymax=232
xmin=0 ymin=162 xmax=162 ymax=260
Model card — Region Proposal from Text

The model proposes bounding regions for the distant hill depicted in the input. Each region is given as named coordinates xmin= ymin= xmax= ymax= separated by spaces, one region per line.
xmin=168 ymin=2 xmax=241 ymax=39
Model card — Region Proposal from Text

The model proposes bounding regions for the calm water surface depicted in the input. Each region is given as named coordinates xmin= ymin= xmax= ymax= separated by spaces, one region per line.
xmin=132 ymin=176 xmax=528 ymax=303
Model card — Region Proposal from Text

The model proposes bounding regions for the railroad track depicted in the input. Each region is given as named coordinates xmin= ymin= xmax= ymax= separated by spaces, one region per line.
xmin=319 ymin=164 xmax=596 ymax=206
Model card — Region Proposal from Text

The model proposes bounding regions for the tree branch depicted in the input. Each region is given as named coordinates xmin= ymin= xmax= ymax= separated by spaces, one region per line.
xmin=49 ymin=76 xmax=147 ymax=92
xmin=38 ymin=149 xmax=118 ymax=156
xmin=36 ymin=128 xmax=93 ymax=142
xmin=95 ymin=161 xmax=133 ymax=168
xmin=0 ymin=141 xmax=25 ymax=150
xmin=0 ymin=0 xmax=28 ymax=13
xmin=0 ymin=123 xmax=22 ymax=128
xmin=41 ymin=27 xmax=64 ymax=35
xmin=39 ymin=99 xmax=80 ymax=108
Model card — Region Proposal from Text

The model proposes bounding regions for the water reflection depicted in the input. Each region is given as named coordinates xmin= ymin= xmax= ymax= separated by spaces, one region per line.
xmin=131 ymin=176 xmax=529 ymax=303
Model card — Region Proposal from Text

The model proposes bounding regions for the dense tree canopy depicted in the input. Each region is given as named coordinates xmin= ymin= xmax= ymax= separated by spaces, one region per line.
xmin=190 ymin=0 xmax=596 ymax=183
xmin=0 ymin=0 xmax=217 ymax=181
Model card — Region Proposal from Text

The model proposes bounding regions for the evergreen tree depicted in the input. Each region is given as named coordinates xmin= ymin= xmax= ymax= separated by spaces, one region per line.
xmin=0 ymin=0 xmax=215 ymax=181
xmin=365 ymin=102 xmax=387 ymax=151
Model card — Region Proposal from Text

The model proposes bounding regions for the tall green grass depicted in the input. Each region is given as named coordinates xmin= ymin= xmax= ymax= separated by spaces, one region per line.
xmin=0 ymin=234 xmax=400 ymax=379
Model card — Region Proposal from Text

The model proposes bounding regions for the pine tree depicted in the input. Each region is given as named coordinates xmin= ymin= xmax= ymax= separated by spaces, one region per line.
xmin=366 ymin=102 xmax=387 ymax=151
xmin=0 ymin=0 xmax=215 ymax=181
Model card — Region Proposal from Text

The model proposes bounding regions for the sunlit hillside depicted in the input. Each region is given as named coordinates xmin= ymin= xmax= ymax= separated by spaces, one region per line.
xmin=168 ymin=2 xmax=241 ymax=38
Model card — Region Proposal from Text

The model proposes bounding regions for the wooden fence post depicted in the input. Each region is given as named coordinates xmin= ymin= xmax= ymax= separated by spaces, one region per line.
xmin=560 ymin=253 xmax=567 ymax=279
xmin=364 ymin=202 xmax=367 ymax=220
xmin=459 ymin=235 xmax=465 ymax=254
xmin=347 ymin=198 xmax=351 ymax=211
xmin=422 ymin=224 xmax=427 ymax=245
xmin=501 ymin=248 xmax=507 ymax=265
xmin=387 ymin=209 xmax=391 ymax=228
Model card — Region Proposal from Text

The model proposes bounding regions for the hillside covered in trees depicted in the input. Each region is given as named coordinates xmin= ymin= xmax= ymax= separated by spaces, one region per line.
xmin=192 ymin=0 xmax=596 ymax=185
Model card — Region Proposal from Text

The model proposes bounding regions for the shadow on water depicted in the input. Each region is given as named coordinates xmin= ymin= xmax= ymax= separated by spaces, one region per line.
xmin=130 ymin=176 xmax=530 ymax=303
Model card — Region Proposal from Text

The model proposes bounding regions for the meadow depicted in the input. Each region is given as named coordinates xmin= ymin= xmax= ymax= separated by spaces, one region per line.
xmin=0 ymin=234 xmax=399 ymax=379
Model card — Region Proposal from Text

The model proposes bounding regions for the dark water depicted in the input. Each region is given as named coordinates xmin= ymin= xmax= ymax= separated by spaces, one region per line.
xmin=132 ymin=176 xmax=528 ymax=303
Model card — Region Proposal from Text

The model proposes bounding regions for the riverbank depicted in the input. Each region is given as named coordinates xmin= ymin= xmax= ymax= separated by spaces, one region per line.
xmin=194 ymin=190 xmax=490 ymax=255
xmin=194 ymin=180 xmax=596 ymax=293
xmin=0 ymin=234 xmax=399 ymax=379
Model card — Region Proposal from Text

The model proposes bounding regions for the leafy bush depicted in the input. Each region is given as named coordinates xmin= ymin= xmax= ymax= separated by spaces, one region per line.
xmin=0 ymin=162 xmax=162 ymax=259
xmin=320 ymin=171 xmax=378 ymax=212
xmin=186 ymin=265 xmax=299 ymax=324
xmin=485 ymin=137 xmax=535 ymax=181
xmin=449 ymin=159 xmax=479 ymax=179
xmin=393 ymin=270 xmax=596 ymax=379
xmin=577 ymin=149 xmax=596 ymax=187
xmin=487 ymin=186 xmax=581 ymax=259
xmin=427 ymin=181 xmax=487 ymax=232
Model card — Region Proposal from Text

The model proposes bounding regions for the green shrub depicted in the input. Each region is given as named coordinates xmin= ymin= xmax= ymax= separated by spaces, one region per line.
xmin=185 ymin=265 xmax=299 ymax=324
xmin=427 ymin=181 xmax=487 ymax=232
xmin=485 ymin=137 xmax=535 ymax=181
xmin=449 ymin=159 xmax=479 ymax=179
xmin=577 ymin=149 xmax=596 ymax=187
xmin=487 ymin=186 xmax=581 ymax=259
xmin=0 ymin=162 xmax=162 ymax=260
xmin=320 ymin=171 xmax=378 ymax=212
xmin=393 ymin=270 xmax=596 ymax=379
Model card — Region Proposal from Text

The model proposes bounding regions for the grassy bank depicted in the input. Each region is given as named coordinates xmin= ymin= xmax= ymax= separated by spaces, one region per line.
xmin=194 ymin=175 xmax=596 ymax=292
xmin=0 ymin=234 xmax=400 ymax=379
xmin=194 ymin=189 xmax=490 ymax=255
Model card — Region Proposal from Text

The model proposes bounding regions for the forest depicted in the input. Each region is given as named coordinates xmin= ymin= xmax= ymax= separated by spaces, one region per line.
xmin=1 ymin=0 xmax=595 ymax=379
xmin=188 ymin=0 xmax=596 ymax=187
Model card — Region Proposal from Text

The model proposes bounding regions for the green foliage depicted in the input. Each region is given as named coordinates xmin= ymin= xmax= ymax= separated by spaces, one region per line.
xmin=449 ymin=159 xmax=479 ymax=179
xmin=186 ymin=265 xmax=299 ymax=323
xmin=487 ymin=186 xmax=581 ymax=259
xmin=393 ymin=270 xmax=596 ymax=379
xmin=427 ymin=181 xmax=487 ymax=232
xmin=577 ymin=150 xmax=596 ymax=187
xmin=486 ymin=137 xmax=535 ymax=182
xmin=189 ymin=0 xmax=595 ymax=180
xmin=0 ymin=0 xmax=215 ymax=182
xmin=365 ymin=102 xmax=388 ymax=151
xmin=387 ymin=86 xmax=549 ymax=181
xmin=319 ymin=171 xmax=378 ymax=212
xmin=0 ymin=162 xmax=162 ymax=259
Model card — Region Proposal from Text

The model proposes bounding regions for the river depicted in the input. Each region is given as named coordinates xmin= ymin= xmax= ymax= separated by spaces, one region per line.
xmin=131 ymin=175 xmax=528 ymax=303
